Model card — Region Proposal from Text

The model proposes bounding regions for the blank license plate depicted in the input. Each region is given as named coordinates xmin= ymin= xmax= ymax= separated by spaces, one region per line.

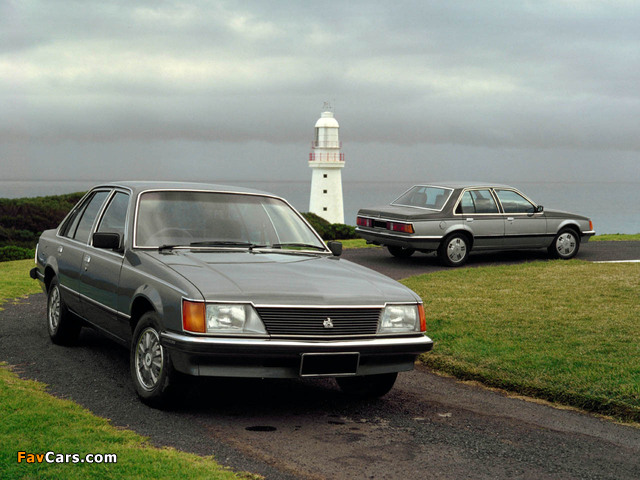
xmin=300 ymin=353 xmax=360 ymax=377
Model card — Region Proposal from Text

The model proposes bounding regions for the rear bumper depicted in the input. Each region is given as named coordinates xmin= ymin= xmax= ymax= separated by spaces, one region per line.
xmin=355 ymin=227 xmax=442 ymax=250
xmin=161 ymin=332 xmax=433 ymax=378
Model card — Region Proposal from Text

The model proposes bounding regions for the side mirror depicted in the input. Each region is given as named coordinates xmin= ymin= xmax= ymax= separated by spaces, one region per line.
xmin=93 ymin=232 xmax=122 ymax=250
xmin=327 ymin=241 xmax=343 ymax=257
xmin=536 ymin=205 xmax=544 ymax=213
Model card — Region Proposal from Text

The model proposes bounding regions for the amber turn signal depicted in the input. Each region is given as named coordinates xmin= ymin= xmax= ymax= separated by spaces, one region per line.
xmin=182 ymin=300 xmax=205 ymax=333
xmin=418 ymin=304 xmax=427 ymax=332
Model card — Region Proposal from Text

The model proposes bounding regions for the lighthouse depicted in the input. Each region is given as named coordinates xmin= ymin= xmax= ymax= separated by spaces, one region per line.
xmin=308 ymin=105 xmax=345 ymax=224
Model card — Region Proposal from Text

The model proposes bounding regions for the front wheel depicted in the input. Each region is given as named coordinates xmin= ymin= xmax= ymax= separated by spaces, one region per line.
xmin=438 ymin=233 xmax=470 ymax=267
xmin=47 ymin=277 xmax=81 ymax=345
xmin=387 ymin=245 xmax=416 ymax=258
xmin=130 ymin=312 xmax=177 ymax=407
xmin=548 ymin=228 xmax=580 ymax=259
xmin=336 ymin=372 xmax=398 ymax=398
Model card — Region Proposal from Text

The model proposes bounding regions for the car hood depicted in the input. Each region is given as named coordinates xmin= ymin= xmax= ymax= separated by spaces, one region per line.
xmin=147 ymin=250 xmax=418 ymax=305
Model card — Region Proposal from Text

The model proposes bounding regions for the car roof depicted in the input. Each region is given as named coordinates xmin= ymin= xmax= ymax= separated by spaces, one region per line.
xmin=91 ymin=181 xmax=277 ymax=198
xmin=408 ymin=182 xmax=515 ymax=190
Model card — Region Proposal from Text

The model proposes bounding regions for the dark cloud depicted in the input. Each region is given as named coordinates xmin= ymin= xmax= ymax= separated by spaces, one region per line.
xmin=1 ymin=0 xmax=639 ymax=184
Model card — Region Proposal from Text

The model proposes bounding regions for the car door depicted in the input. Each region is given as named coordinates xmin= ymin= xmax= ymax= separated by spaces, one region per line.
xmin=454 ymin=189 xmax=504 ymax=250
xmin=494 ymin=189 xmax=547 ymax=248
xmin=55 ymin=190 xmax=111 ymax=316
xmin=78 ymin=190 xmax=130 ymax=343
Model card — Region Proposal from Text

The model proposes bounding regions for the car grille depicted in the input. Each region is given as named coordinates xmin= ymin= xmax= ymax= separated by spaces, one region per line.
xmin=255 ymin=307 xmax=382 ymax=338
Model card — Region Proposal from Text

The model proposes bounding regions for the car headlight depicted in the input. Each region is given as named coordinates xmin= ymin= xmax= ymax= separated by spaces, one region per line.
xmin=378 ymin=304 xmax=426 ymax=333
xmin=182 ymin=301 xmax=267 ymax=335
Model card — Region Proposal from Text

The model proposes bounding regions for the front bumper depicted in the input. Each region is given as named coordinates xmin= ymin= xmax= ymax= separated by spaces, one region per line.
xmin=161 ymin=332 xmax=433 ymax=378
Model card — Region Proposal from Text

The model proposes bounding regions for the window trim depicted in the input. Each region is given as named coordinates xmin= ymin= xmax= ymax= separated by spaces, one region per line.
xmin=131 ymin=188 xmax=329 ymax=252
xmin=493 ymin=188 xmax=539 ymax=215
xmin=57 ymin=189 xmax=112 ymax=244
xmin=452 ymin=188 xmax=502 ymax=216
xmin=92 ymin=189 xmax=132 ymax=255
xmin=390 ymin=185 xmax=454 ymax=212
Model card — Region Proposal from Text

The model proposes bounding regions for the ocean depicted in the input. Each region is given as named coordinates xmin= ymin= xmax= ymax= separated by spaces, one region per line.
xmin=1 ymin=179 xmax=638 ymax=235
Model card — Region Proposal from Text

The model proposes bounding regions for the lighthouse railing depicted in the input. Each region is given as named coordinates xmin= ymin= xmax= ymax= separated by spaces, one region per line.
xmin=309 ymin=153 xmax=345 ymax=162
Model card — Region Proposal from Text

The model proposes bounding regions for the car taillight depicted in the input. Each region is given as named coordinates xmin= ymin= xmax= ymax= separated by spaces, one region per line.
xmin=357 ymin=216 xmax=373 ymax=227
xmin=387 ymin=222 xmax=415 ymax=234
xmin=589 ymin=220 xmax=594 ymax=231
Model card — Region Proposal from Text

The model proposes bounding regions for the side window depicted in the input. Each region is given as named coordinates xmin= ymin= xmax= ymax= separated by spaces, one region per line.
xmin=72 ymin=191 xmax=110 ymax=244
xmin=96 ymin=192 xmax=130 ymax=240
xmin=61 ymin=200 xmax=89 ymax=239
xmin=456 ymin=190 xmax=499 ymax=214
xmin=495 ymin=190 xmax=535 ymax=214
xmin=457 ymin=191 xmax=475 ymax=214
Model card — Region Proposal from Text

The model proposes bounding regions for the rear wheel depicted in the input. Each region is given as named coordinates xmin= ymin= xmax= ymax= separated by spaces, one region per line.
xmin=336 ymin=372 xmax=398 ymax=398
xmin=438 ymin=233 xmax=470 ymax=267
xmin=548 ymin=228 xmax=580 ymax=259
xmin=47 ymin=277 xmax=81 ymax=345
xmin=387 ymin=245 xmax=416 ymax=258
xmin=130 ymin=312 xmax=177 ymax=407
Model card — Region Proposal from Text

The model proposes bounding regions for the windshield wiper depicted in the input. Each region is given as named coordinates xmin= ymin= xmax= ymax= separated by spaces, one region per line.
xmin=186 ymin=241 xmax=326 ymax=252
xmin=190 ymin=241 xmax=254 ymax=248
xmin=158 ymin=244 xmax=184 ymax=252
xmin=271 ymin=243 xmax=327 ymax=251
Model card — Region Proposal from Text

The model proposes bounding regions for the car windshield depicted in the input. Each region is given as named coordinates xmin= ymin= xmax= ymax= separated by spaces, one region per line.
xmin=135 ymin=191 xmax=326 ymax=251
xmin=391 ymin=185 xmax=453 ymax=210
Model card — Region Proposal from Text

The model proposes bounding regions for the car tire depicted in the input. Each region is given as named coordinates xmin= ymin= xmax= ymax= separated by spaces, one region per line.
xmin=47 ymin=277 xmax=81 ymax=345
xmin=335 ymin=372 xmax=398 ymax=398
xmin=548 ymin=228 xmax=580 ymax=260
xmin=130 ymin=312 xmax=178 ymax=407
xmin=438 ymin=232 xmax=470 ymax=267
xmin=387 ymin=245 xmax=416 ymax=258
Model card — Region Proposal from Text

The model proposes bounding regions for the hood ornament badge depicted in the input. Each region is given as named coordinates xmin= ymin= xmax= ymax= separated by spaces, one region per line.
xmin=323 ymin=317 xmax=334 ymax=329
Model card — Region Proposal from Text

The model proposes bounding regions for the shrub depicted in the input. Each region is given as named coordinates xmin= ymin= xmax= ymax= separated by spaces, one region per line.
xmin=0 ymin=192 xmax=85 ymax=253
xmin=301 ymin=212 xmax=358 ymax=241
xmin=0 ymin=246 xmax=35 ymax=262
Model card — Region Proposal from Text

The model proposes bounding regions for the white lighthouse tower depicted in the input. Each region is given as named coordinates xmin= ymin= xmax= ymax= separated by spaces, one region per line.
xmin=308 ymin=104 xmax=345 ymax=224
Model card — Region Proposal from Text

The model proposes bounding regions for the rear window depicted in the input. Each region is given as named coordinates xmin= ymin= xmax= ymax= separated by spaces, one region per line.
xmin=391 ymin=186 xmax=453 ymax=211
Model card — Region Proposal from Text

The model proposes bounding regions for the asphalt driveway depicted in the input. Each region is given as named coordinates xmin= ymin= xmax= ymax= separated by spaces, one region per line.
xmin=342 ymin=240 xmax=640 ymax=279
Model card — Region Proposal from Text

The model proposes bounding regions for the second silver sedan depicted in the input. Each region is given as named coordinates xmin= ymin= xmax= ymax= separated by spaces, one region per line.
xmin=356 ymin=182 xmax=595 ymax=267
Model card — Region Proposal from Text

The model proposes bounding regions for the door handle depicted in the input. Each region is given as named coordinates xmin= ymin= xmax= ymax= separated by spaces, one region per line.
xmin=57 ymin=246 xmax=63 ymax=254
xmin=507 ymin=217 xmax=515 ymax=222
xmin=84 ymin=255 xmax=91 ymax=270
xmin=466 ymin=218 xmax=474 ymax=222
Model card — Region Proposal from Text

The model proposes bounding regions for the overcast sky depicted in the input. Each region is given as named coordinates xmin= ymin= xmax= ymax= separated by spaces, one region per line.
xmin=2 ymin=0 xmax=639 ymax=185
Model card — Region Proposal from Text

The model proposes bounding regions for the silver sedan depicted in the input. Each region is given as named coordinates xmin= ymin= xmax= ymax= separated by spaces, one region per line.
xmin=356 ymin=182 xmax=595 ymax=267
xmin=31 ymin=181 xmax=432 ymax=406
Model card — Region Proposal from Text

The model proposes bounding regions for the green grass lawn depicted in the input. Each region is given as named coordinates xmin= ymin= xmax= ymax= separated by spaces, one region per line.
xmin=0 ymin=365 xmax=252 ymax=479
xmin=0 ymin=260 xmax=255 ymax=480
xmin=402 ymin=260 xmax=640 ymax=422
xmin=590 ymin=233 xmax=640 ymax=241
xmin=0 ymin=259 xmax=42 ymax=308
xmin=338 ymin=238 xmax=380 ymax=249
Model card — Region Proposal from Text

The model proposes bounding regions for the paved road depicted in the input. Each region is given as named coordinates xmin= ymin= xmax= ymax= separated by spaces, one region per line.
xmin=1 ymin=242 xmax=639 ymax=479
xmin=342 ymin=240 xmax=640 ymax=280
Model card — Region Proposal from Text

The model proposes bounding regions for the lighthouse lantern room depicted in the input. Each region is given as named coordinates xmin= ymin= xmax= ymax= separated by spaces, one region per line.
xmin=308 ymin=104 xmax=345 ymax=224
